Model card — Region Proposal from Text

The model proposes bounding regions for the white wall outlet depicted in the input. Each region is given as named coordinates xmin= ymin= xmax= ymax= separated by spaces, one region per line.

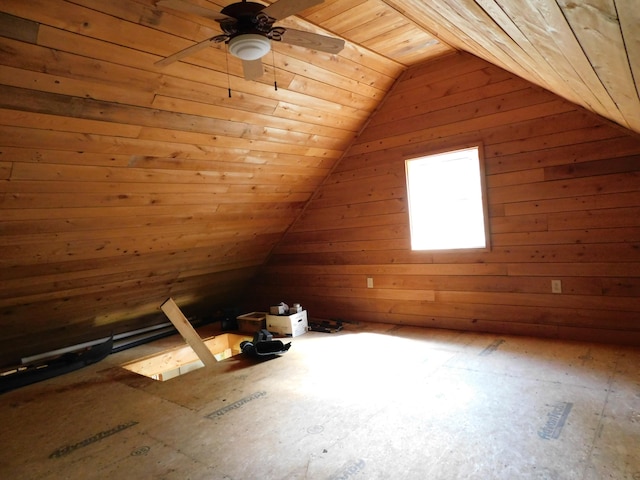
xmin=367 ymin=277 xmax=374 ymax=288
xmin=551 ymin=279 xmax=562 ymax=294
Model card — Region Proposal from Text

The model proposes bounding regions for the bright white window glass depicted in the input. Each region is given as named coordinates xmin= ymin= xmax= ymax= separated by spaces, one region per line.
xmin=405 ymin=146 xmax=487 ymax=250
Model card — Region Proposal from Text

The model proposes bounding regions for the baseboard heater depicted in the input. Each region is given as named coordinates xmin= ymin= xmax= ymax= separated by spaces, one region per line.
xmin=0 ymin=317 xmax=208 ymax=394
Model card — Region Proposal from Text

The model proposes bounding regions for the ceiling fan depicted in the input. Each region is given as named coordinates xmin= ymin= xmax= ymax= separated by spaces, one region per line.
xmin=155 ymin=0 xmax=345 ymax=80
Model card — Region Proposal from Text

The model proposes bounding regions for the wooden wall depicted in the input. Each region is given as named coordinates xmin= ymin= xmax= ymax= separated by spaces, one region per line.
xmin=0 ymin=0 xmax=395 ymax=367
xmin=251 ymin=52 xmax=640 ymax=345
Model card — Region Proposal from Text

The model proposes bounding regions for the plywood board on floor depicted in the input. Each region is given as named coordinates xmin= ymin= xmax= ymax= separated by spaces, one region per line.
xmin=0 ymin=323 xmax=639 ymax=479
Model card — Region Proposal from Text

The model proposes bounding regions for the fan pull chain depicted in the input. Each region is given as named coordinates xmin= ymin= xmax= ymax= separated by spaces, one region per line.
xmin=272 ymin=48 xmax=277 ymax=91
xmin=226 ymin=46 xmax=232 ymax=97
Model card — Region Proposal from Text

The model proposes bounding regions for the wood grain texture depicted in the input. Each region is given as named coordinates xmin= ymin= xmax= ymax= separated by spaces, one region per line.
xmin=252 ymin=52 xmax=640 ymax=344
xmin=381 ymin=0 xmax=640 ymax=132
xmin=1 ymin=0 xmax=640 ymax=364
xmin=0 ymin=0 xmax=400 ymax=366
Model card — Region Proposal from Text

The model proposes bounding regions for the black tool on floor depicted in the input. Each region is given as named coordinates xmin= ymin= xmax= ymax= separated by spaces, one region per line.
xmin=241 ymin=329 xmax=291 ymax=358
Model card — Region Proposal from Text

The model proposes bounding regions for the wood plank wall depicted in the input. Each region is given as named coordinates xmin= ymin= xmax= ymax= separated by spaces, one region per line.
xmin=250 ymin=52 xmax=640 ymax=345
xmin=0 ymin=0 xmax=363 ymax=366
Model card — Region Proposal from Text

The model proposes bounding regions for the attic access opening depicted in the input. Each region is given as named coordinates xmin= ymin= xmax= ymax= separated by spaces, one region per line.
xmin=121 ymin=333 xmax=252 ymax=381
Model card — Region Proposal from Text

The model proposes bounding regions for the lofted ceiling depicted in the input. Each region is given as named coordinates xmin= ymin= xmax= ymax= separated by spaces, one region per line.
xmin=0 ymin=0 xmax=639 ymax=362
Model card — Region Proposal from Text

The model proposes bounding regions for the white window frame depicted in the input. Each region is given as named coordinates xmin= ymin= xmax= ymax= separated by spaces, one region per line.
xmin=405 ymin=145 xmax=490 ymax=251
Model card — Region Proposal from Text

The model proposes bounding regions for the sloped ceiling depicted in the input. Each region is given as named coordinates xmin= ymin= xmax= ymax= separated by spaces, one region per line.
xmin=0 ymin=0 xmax=638 ymax=363
xmin=379 ymin=0 xmax=640 ymax=133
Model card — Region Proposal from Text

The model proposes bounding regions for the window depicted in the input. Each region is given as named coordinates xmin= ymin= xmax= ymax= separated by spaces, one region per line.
xmin=405 ymin=146 xmax=489 ymax=251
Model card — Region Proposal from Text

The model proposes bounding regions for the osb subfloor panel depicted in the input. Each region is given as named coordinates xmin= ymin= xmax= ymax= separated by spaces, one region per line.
xmin=1 ymin=323 xmax=639 ymax=479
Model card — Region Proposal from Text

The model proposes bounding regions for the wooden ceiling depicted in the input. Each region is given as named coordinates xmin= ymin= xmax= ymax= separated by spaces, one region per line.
xmin=379 ymin=0 xmax=640 ymax=133
xmin=0 ymin=0 xmax=639 ymax=362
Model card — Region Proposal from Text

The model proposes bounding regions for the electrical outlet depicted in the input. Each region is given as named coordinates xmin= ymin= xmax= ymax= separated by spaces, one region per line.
xmin=367 ymin=277 xmax=374 ymax=288
xmin=551 ymin=279 xmax=562 ymax=294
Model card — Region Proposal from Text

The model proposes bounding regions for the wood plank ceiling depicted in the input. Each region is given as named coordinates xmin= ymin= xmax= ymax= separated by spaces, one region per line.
xmin=0 ymin=0 xmax=638 ymax=362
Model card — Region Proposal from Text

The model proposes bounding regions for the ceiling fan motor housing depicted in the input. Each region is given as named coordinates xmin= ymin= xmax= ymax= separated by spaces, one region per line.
xmin=219 ymin=2 xmax=274 ymax=35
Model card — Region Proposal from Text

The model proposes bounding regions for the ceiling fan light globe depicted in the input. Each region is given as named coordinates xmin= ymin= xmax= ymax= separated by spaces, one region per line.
xmin=228 ymin=34 xmax=271 ymax=61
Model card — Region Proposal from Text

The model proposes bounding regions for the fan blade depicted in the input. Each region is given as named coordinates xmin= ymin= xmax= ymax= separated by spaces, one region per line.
xmin=155 ymin=37 xmax=218 ymax=67
xmin=156 ymin=0 xmax=230 ymax=20
xmin=262 ymin=0 xmax=324 ymax=20
xmin=242 ymin=59 xmax=264 ymax=80
xmin=280 ymin=29 xmax=345 ymax=54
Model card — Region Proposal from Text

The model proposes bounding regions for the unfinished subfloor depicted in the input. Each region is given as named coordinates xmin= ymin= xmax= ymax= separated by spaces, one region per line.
xmin=1 ymin=322 xmax=639 ymax=479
